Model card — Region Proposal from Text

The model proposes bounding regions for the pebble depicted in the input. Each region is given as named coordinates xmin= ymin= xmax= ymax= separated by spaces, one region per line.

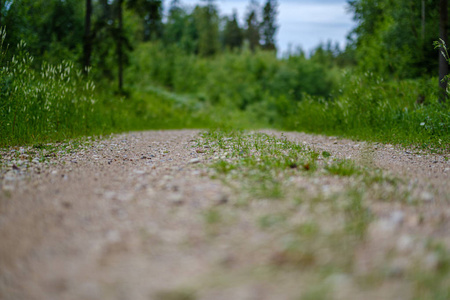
xmin=106 ymin=230 xmax=121 ymax=243
xmin=420 ymin=191 xmax=434 ymax=202
xmin=396 ymin=235 xmax=414 ymax=254
xmin=169 ymin=193 xmax=184 ymax=205
xmin=215 ymin=194 xmax=229 ymax=205
xmin=368 ymin=219 xmax=397 ymax=240
xmin=389 ymin=210 xmax=404 ymax=226
xmin=189 ymin=158 xmax=200 ymax=164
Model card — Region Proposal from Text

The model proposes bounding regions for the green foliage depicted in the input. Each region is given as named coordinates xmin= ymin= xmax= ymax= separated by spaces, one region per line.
xmin=127 ymin=0 xmax=164 ymax=41
xmin=194 ymin=1 xmax=220 ymax=57
xmin=222 ymin=10 xmax=243 ymax=51
xmin=261 ymin=0 xmax=278 ymax=51
xmin=282 ymin=71 xmax=449 ymax=149
xmin=127 ymin=42 xmax=337 ymax=115
xmin=0 ymin=34 xmax=98 ymax=145
xmin=244 ymin=0 xmax=261 ymax=52
xmin=0 ymin=31 xmax=215 ymax=146
xmin=2 ymin=0 xmax=84 ymax=65
xmin=348 ymin=0 xmax=440 ymax=78
xmin=326 ymin=160 xmax=361 ymax=177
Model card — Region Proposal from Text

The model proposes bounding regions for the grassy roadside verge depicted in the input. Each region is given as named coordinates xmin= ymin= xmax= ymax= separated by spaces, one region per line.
xmin=0 ymin=29 xmax=216 ymax=147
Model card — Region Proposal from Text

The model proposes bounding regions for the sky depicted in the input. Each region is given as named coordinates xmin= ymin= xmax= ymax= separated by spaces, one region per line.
xmin=178 ymin=0 xmax=356 ymax=55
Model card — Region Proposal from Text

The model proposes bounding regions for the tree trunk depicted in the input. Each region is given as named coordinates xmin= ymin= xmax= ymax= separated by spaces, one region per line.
xmin=439 ymin=0 xmax=448 ymax=102
xmin=421 ymin=0 xmax=425 ymax=41
xmin=83 ymin=0 xmax=92 ymax=74
xmin=117 ymin=0 xmax=123 ymax=92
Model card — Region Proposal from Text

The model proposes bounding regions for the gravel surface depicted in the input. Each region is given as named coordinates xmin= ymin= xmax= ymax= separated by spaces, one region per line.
xmin=0 ymin=130 xmax=449 ymax=300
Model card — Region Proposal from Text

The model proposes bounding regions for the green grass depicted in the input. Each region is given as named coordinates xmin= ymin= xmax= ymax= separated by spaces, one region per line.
xmin=0 ymin=29 xmax=216 ymax=147
xmin=325 ymin=159 xmax=361 ymax=177
xmin=2 ymin=27 xmax=448 ymax=152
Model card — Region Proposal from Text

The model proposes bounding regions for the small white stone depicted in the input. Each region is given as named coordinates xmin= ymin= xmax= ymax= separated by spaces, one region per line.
xmin=420 ymin=191 xmax=434 ymax=202
xmin=106 ymin=230 xmax=120 ymax=242
xmin=396 ymin=235 xmax=414 ymax=254
xmin=169 ymin=193 xmax=184 ymax=205
xmin=189 ymin=158 xmax=200 ymax=164
xmin=390 ymin=210 xmax=404 ymax=226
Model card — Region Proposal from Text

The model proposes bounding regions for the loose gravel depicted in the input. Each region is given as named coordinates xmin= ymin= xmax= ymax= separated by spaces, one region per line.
xmin=0 ymin=130 xmax=448 ymax=300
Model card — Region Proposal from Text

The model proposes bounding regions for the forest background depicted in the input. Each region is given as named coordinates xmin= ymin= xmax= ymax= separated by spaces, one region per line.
xmin=0 ymin=0 xmax=449 ymax=150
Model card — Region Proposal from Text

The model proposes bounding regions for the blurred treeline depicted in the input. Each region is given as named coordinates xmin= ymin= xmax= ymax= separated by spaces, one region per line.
xmin=0 ymin=0 xmax=449 ymax=148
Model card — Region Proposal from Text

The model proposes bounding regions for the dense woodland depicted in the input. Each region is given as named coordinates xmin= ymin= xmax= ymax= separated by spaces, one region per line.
xmin=0 ymin=0 xmax=449 ymax=149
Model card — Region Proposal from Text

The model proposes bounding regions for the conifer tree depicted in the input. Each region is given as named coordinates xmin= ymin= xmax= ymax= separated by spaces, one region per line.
xmin=165 ymin=0 xmax=185 ymax=45
xmin=127 ymin=0 xmax=163 ymax=41
xmin=196 ymin=0 xmax=220 ymax=56
xmin=245 ymin=0 xmax=260 ymax=52
xmin=223 ymin=10 xmax=243 ymax=50
xmin=261 ymin=0 xmax=277 ymax=51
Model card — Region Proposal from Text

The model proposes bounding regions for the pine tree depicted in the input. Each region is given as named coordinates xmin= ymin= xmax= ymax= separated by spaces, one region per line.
xmin=165 ymin=0 xmax=185 ymax=45
xmin=261 ymin=0 xmax=277 ymax=51
xmin=223 ymin=10 xmax=243 ymax=50
xmin=127 ymin=0 xmax=163 ymax=41
xmin=195 ymin=0 xmax=220 ymax=56
xmin=245 ymin=0 xmax=260 ymax=52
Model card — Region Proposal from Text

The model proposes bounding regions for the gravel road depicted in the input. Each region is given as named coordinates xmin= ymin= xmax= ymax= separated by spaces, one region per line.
xmin=0 ymin=130 xmax=449 ymax=300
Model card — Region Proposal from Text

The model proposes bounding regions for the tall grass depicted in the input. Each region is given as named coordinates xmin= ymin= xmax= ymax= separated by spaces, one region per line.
xmin=0 ymin=28 xmax=215 ymax=147
xmin=284 ymin=72 xmax=449 ymax=149
xmin=0 ymin=28 xmax=101 ymax=145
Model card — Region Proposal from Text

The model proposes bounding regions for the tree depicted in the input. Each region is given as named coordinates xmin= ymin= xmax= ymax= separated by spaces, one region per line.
xmin=245 ymin=0 xmax=260 ymax=52
xmin=128 ymin=0 xmax=163 ymax=41
xmin=348 ymin=0 xmax=440 ymax=78
xmin=261 ymin=0 xmax=277 ymax=51
xmin=223 ymin=10 xmax=243 ymax=50
xmin=83 ymin=0 xmax=93 ymax=73
xmin=164 ymin=0 xmax=186 ymax=45
xmin=439 ymin=0 xmax=448 ymax=102
xmin=195 ymin=0 xmax=220 ymax=56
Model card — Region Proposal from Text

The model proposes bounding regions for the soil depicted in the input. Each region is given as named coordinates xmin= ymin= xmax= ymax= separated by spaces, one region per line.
xmin=0 ymin=130 xmax=449 ymax=300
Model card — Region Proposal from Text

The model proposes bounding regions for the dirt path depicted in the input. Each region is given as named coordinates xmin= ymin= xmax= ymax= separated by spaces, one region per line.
xmin=0 ymin=130 xmax=449 ymax=300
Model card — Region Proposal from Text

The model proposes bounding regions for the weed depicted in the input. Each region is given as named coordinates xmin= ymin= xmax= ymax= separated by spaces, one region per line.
xmin=322 ymin=151 xmax=331 ymax=158
xmin=326 ymin=160 xmax=361 ymax=177
xmin=204 ymin=208 xmax=222 ymax=225
xmin=258 ymin=214 xmax=287 ymax=229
